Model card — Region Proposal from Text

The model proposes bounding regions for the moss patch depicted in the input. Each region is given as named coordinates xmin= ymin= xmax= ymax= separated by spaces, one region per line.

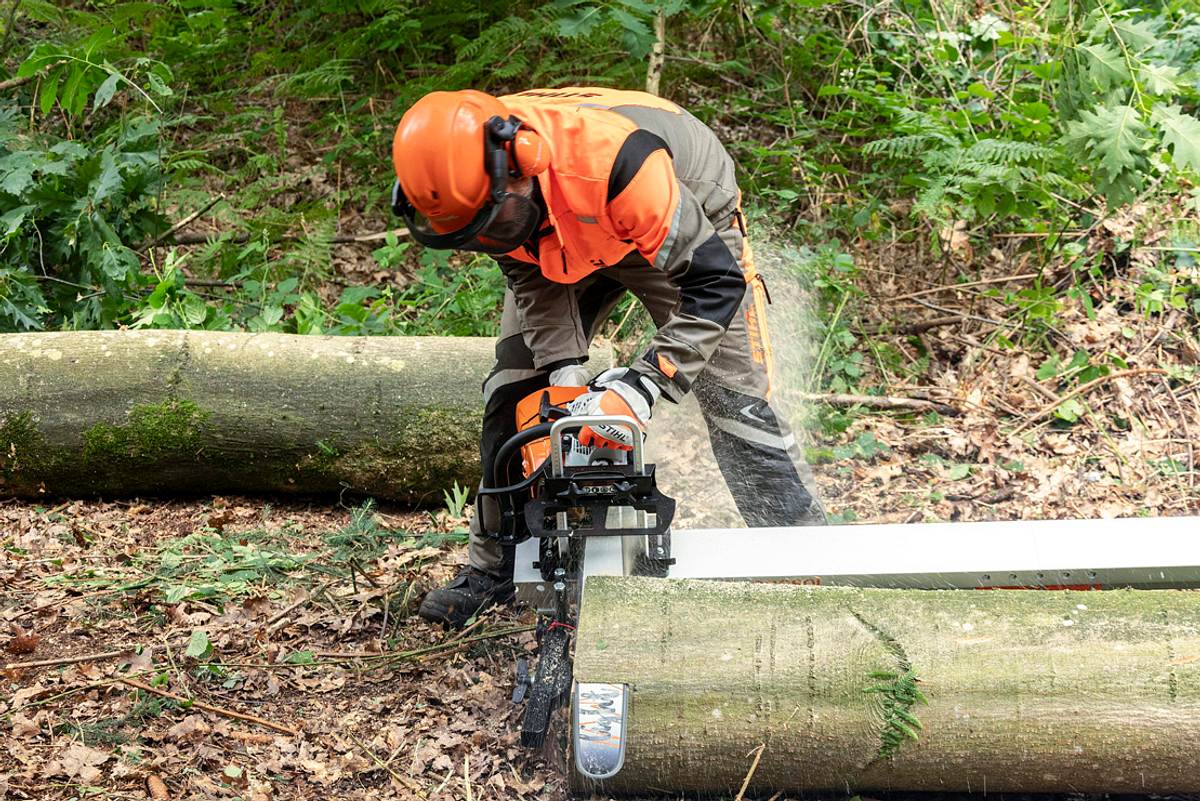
xmin=0 ymin=411 xmax=52 ymax=481
xmin=82 ymin=399 xmax=212 ymax=465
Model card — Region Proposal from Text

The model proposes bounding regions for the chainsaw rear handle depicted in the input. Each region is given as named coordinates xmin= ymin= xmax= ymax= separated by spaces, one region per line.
xmin=482 ymin=414 xmax=644 ymax=492
xmin=548 ymin=415 xmax=644 ymax=475
xmin=476 ymin=413 xmax=650 ymax=545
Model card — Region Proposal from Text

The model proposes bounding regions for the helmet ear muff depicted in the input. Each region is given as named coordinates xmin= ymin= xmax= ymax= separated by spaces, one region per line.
xmin=511 ymin=129 xmax=550 ymax=177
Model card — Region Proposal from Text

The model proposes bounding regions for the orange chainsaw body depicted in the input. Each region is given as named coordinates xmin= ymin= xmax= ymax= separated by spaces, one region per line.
xmin=514 ymin=386 xmax=588 ymax=478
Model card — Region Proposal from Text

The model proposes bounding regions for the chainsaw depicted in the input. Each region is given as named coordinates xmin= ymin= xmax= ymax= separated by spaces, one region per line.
xmin=477 ymin=385 xmax=676 ymax=763
xmin=483 ymin=385 xmax=1200 ymax=784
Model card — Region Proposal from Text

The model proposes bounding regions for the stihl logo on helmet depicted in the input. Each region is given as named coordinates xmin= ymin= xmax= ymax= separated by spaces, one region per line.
xmin=390 ymin=90 xmax=551 ymax=254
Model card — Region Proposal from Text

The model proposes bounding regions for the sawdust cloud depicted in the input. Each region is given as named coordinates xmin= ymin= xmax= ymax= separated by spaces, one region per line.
xmin=645 ymin=235 xmax=826 ymax=529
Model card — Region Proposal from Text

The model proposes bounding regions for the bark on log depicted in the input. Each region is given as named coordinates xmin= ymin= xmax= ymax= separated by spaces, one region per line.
xmin=574 ymin=576 xmax=1200 ymax=796
xmin=0 ymin=331 xmax=610 ymax=504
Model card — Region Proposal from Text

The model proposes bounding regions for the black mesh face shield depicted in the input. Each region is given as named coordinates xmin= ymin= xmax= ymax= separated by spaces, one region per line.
xmin=456 ymin=182 xmax=541 ymax=254
xmin=392 ymin=116 xmax=543 ymax=254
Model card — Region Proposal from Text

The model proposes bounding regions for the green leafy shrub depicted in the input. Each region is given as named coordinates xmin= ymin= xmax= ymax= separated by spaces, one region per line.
xmin=0 ymin=112 xmax=168 ymax=329
xmin=701 ymin=0 xmax=1199 ymax=234
xmin=388 ymin=248 xmax=505 ymax=336
xmin=1060 ymin=6 xmax=1200 ymax=205
xmin=4 ymin=0 xmax=1197 ymax=342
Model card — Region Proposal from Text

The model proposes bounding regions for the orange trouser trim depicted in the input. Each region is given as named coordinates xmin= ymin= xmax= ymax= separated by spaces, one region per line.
xmin=736 ymin=215 xmax=776 ymax=398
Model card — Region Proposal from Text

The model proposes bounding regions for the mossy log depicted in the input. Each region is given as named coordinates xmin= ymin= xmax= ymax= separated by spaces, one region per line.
xmin=574 ymin=576 xmax=1200 ymax=796
xmin=0 ymin=331 xmax=610 ymax=503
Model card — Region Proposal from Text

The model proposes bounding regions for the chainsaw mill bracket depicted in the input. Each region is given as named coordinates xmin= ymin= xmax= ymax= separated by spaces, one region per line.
xmin=523 ymin=415 xmax=676 ymax=540
xmin=477 ymin=408 xmax=676 ymax=546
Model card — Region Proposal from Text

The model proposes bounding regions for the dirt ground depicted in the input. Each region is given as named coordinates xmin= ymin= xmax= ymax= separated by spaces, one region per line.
xmin=3 ymin=202 xmax=1199 ymax=800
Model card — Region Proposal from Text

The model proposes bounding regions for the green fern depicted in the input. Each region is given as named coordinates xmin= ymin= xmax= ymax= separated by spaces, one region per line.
xmin=269 ymin=59 xmax=355 ymax=97
xmin=863 ymin=668 xmax=929 ymax=760
xmin=912 ymin=177 xmax=951 ymax=221
xmin=288 ymin=217 xmax=335 ymax=288
xmin=966 ymin=139 xmax=1054 ymax=164
xmin=863 ymin=134 xmax=940 ymax=159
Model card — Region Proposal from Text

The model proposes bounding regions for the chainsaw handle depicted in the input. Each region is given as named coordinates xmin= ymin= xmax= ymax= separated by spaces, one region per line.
xmin=489 ymin=422 xmax=553 ymax=489
xmin=549 ymin=415 xmax=644 ymax=476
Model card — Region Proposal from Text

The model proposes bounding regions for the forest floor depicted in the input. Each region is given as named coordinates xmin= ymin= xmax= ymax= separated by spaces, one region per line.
xmin=4 ymin=201 xmax=1200 ymax=801
xmin=807 ymin=197 xmax=1200 ymax=526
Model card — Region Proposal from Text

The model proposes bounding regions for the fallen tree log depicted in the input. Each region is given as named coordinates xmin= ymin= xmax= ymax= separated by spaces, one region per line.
xmin=574 ymin=577 xmax=1200 ymax=796
xmin=0 ymin=331 xmax=610 ymax=504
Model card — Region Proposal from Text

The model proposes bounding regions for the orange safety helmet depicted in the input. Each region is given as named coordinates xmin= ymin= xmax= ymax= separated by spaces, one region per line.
xmin=391 ymin=90 xmax=551 ymax=252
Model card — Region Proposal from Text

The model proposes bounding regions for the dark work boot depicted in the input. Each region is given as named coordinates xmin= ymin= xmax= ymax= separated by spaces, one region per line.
xmin=417 ymin=566 xmax=515 ymax=629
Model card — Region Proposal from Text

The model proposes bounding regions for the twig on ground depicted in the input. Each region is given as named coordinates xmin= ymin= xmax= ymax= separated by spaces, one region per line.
xmin=792 ymin=391 xmax=961 ymax=417
xmin=375 ymin=624 xmax=534 ymax=665
xmin=1177 ymin=380 xmax=1200 ymax=398
xmin=992 ymin=231 xmax=1087 ymax=239
xmin=346 ymin=730 xmax=421 ymax=791
xmin=861 ymin=315 xmax=963 ymax=336
xmin=267 ymin=580 xmax=332 ymax=634
xmin=1134 ymin=311 xmax=1179 ymax=361
xmin=2 ymin=649 xmax=129 ymax=672
xmin=203 ymin=625 xmax=535 ymax=670
xmin=1009 ymin=368 xmax=1170 ymax=436
xmin=349 ymin=557 xmax=380 ymax=588
xmin=1162 ymin=377 xmax=1196 ymax=488
xmin=733 ymin=743 xmax=766 ymax=801
xmin=889 ymin=272 xmax=1039 ymax=302
xmin=945 ymin=486 xmax=1017 ymax=504
xmin=164 ymin=227 xmax=410 ymax=247
xmin=380 ymin=586 xmax=391 ymax=643
xmin=1016 ymin=375 xmax=1062 ymax=404
xmin=140 ymin=194 xmax=226 ymax=252
xmin=4 ymin=670 xmax=159 ymax=716
xmin=447 ymin=616 xmax=487 ymax=644
xmin=949 ymin=332 xmax=1012 ymax=358
xmin=609 ymin=298 xmax=642 ymax=341
xmin=222 ymin=730 xmax=275 ymax=745
xmin=120 ymin=678 xmax=299 ymax=736
xmin=909 ymin=297 xmax=1012 ymax=329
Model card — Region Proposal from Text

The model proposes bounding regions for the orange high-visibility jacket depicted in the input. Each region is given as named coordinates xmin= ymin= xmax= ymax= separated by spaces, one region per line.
xmin=495 ymin=88 xmax=749 ymax=402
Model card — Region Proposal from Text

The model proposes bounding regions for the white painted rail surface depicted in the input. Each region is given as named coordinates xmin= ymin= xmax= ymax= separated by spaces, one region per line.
xmin=515 ymin=516 xmax=1200 ymax=609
